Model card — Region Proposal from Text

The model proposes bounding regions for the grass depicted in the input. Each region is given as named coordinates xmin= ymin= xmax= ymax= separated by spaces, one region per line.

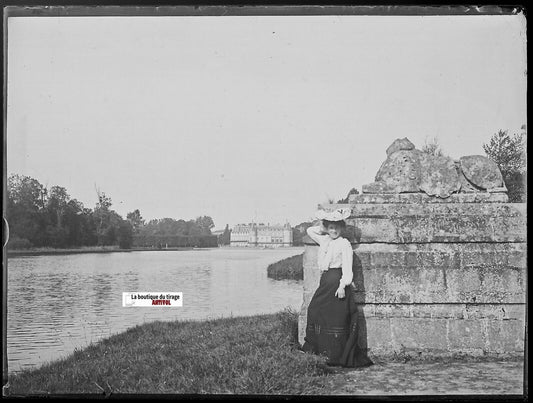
xmin=8 ymin=309 xmax=335 ymax=396
xmin=267 ymin=254 xmax=303 ymax=280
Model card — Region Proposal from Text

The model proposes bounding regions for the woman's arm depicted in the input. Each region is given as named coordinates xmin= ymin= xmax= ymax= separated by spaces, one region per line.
xmin=339 ymin=239 xmax=354 ymax=288
xmin=306 ymin=224 xmax=328 ymax=246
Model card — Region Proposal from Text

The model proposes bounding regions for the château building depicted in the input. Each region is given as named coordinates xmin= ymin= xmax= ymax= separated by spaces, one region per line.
xmin=230 ymin=222 xmax=293 ymax=247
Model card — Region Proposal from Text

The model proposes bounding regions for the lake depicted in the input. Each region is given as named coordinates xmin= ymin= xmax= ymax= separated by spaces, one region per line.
xmin=6 ymin=247 xmax=304 ymax=373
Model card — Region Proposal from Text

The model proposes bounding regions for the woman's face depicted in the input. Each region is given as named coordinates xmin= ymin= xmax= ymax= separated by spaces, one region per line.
xmin=326 ymin=222 xmax=343 ymax=240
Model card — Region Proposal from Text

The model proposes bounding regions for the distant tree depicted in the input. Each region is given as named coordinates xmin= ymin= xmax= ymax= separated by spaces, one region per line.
xmin=483 ymin=128 xmax=526 ymax=175
xmin=137 ymin=216 xmax=214 ymax=238
xmin=483 ymin=128 xmax=527 ymax=202
xmin=117 ymin=220 xmax=134 ymax=249
xmin=96 ymin=189 xmax=112 ymax=209
xmin=139 ymin=218 xmax=176 ymax=237
xmin=46 ymin=186 xmax=70 ymax=228
xmin=7 ymin=174 xmax=49 ymax=246
xmin=195 ymin=216 xmax=215 ymax=235
xmin=219 ymin=224 xmax=231 ymax=245
xmin=159 ymin=218 xmax=183 ymax=236
xmin=126 ymin=209 xmax=145 ymax=234
xmin=337 ymin=187 xmax=360 ymax=203
xmin=93 ymin=188 xmax=123 ymax=246
xmin=187 ymin=220 xmax=203 ymax=237
xmin=422 ymin=136 xmax=444 ymax=157
xmin=175 ymin=219 xmax=188 ymax=235
xmin=8 ymin=174 xmax=48 ymax=211
xmin=134 ymin=215 xmax=218 ymax=248
xmin=61 ymin=199 xmax=92 ymax=247
xmin=138 ymin=219 xmax=156 ymax=237
xmin=78 ymin=206 xmax=98 ymax=246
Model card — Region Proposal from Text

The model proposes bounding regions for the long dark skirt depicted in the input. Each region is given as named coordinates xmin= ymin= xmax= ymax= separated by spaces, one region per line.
xmin=302 ymin=268 xmax=373 ymax=367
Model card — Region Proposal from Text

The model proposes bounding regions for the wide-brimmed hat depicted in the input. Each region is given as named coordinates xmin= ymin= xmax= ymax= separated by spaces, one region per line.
xmin=315 ymin=208 xmax=351 ymax=222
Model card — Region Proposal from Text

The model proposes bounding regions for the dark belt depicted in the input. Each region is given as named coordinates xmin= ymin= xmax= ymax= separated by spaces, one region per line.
xmin=306 ymin=323 xmax=348 ymax=335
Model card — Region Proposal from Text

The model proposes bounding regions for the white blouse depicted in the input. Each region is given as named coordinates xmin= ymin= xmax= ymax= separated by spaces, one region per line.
xmin=306 ymin=226 xmax=353 ymax=288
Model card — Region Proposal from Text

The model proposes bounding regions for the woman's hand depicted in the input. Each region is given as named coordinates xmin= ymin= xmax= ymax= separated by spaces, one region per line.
xmin=314 ymin=220 xmax=327 ymax=234
xmin=334 ymin=285 xmax=346 ymax=299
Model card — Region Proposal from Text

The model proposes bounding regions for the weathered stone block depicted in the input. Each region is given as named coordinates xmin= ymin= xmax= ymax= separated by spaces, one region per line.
xmin=460 ymin=155 xmax=504 ymax=190
xmin=390 ymin=318 xmax=448 ymax=351
xmin=363 ymin=317 xmax=393 ymax=350
xmin=349 ymin=243 xmax=526 ymax=304
xmin=425 ymin=304 xmax=465 ymax=319
xmin=386 ymin=137 xmax=415 ymax=156
xmin=362 ymin=181 xmax=398 ymax=194
xmin=496 ymin=304 xmax=525 ymax=321
xmin=348 ymin=193 xmax=509 ymax=204
xmin=353 ymin=266 xmax=448 ymax=303
xmin=447 ymin=319 xmax=484 ymax=350
xmin=404 ymin=251 xmax=419 ymax=267
xmin=364 ymin=304 xmax=525 ymax=320
xmin=486 ymin=320 xmax=525 ymax=353
xmin=418 ymin=152 xmax=462 ymax=198
xmin=457 ymin=161 xmax=483 ymax=193
xmin=341 ymin=203 xmax=526 ymax=243
xmin=459 ymin=242 xmax=525 ymax=265
xmin=370 ymin=251 xmax=403 ymax=268
xmin=445 ymin=265 xmax=525 ymax=304
xmin=370 ymin=304 xmax=411 ymax=318
xmin=302 ymin=245 xmax=320 ymax=293
xmin=507 ymin=249 xmax=527 ymax=268
xmin=375 ymin=150 xmax=422 ymax=193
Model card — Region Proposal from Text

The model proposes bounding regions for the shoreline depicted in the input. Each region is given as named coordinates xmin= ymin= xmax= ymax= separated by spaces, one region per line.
xmin=6 ymin=246 xmax=209 ymax=257
xmin=7 ymin=245 xmax=305 ymax=257
xmin=6 ymin=310 xmax=333 ymax=395
xmin=6 ymin=310 xmax=524 ymax=396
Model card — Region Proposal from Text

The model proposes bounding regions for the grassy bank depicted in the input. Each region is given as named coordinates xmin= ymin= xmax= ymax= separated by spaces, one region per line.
xmin=267 ymin=254 xmax=303 ymax=280
xmin=8 ymin=309 xmax=334 ymax=396
xmin=6 ymin=246 xmax=200 ymax=257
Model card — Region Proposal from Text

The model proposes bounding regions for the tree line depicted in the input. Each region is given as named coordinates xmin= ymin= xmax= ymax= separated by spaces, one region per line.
xmin=133 ymin=214 xmax=217 ymax=248
xmin=6 ymin=175 xmax=217 ymax=250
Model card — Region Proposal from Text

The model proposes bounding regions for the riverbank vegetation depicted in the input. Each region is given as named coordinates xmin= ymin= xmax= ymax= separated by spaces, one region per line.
xmin=267 ymin=254 xmax=303 ymax=280
xmin=6 ymin=245 xmax=200 ymax=257
xmin=8 ymin=309 xmax=334 ymax=395
xmin=7 ymin=174 xmax=218 ymax=250
xmin=482 ymin=128 xmax=527 ymax=203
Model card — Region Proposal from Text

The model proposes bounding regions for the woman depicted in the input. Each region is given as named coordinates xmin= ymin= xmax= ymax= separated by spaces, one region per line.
xmin=301 ymin=208 xmax=373 ymax=368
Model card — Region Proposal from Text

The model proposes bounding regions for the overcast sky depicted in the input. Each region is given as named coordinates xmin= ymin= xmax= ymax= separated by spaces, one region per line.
xmin=7 ymin=14 xmax=527 ymax=230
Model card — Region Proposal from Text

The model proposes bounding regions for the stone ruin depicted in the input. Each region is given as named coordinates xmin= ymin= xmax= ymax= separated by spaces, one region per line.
xmin=299 ymin=138 xmax=526 ymax=358
xmin=363 ymin=137 xmax=507 ymax=198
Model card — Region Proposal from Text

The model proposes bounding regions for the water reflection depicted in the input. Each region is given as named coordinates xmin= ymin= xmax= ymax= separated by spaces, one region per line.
xmin=7 ymin=248 xmax=304 ymax=373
